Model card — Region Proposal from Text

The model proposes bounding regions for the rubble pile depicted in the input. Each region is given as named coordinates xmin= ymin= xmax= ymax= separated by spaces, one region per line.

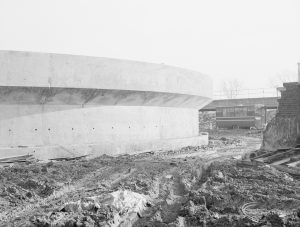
xmin=209 ymin=136 xmax=243 ymax=147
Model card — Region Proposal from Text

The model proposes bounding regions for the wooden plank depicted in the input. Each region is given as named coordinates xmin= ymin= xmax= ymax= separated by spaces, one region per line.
xmin=253 ymin=149 xmax=291 ymax=161
xmin=0 ymin=163 xmax=12 ymax=168
xmin=271 ymin=165 xmax=300 ymax=176
xmin=290 ymin=155 xmax=300 ymax=162
xmin=287 ymin=160 xmax=300 ymax=168
xmin=0 ymin=154 xmax=33 ymax=162
xmin=271 ymin=158 xmax=291 ymax=165
xmin=49 ymin=155 xmax=88 ymax=161
xmin=263 ymin=149 xmax=299 ymax=164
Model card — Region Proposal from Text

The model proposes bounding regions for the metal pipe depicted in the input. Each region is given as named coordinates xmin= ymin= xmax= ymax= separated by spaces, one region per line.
xmin=298 ymin=63 xmax=300 ymax=83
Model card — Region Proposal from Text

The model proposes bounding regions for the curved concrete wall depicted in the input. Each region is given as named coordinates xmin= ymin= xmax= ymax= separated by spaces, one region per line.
xmin=0 ymin=51 xmax=211 ymax=98
xmin=0 ymin=51 xmax=212 ymax=160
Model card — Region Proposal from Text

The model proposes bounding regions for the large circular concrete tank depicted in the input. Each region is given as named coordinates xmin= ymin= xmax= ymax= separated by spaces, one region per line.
xmin=0 ymin=51 xmax=212 ymax=160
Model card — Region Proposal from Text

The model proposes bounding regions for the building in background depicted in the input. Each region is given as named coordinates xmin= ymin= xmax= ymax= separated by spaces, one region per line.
xmin=216 ymin=105 xmax=266 ymax=129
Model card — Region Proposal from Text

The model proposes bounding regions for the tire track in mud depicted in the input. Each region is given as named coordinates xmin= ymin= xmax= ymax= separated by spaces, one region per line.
xmin=1 ymin=133 xmax=271 ymax=226
xmin=133 ymin=160 xmax=206 ymax=226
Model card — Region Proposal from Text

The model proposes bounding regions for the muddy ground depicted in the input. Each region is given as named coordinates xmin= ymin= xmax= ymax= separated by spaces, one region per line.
xmin=0 ymin=130 xmax=299 ymax=226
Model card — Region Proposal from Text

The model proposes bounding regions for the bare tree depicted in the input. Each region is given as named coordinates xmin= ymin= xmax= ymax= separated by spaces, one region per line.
xmin=221 ymin=79 xmax=243 ymax=99
xmin=268 ymin=70 xmax=297 ymax=88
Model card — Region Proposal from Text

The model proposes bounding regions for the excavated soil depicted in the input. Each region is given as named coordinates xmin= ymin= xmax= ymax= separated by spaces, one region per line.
xmin=0 ymin=130 xmax=299 ymax=226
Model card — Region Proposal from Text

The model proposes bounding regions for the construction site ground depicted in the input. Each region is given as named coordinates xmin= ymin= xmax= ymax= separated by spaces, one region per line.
xmin=0 ymin=130 xmax=299 ymax=226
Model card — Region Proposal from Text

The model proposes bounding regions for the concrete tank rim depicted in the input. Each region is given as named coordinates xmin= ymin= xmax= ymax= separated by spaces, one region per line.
xmin=0 ymin=49 xmax=213 ymax=99
xmin=0 ymin=49 xmax=211 ymax=81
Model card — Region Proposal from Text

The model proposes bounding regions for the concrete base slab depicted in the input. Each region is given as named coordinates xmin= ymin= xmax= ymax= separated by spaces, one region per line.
xmin=0 ymin=135 xmax=208 ymax=160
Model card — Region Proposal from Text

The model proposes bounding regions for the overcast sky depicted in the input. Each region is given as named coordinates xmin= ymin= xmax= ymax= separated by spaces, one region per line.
xmin=0 ymin=0 xmax=299 ymax=91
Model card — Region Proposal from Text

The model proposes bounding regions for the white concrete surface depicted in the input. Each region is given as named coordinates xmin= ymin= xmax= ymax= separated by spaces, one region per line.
xmin=0 ymin=51 xmax=212 ymax=98
xmin=0 ymin=51 xmax=212 ymax=160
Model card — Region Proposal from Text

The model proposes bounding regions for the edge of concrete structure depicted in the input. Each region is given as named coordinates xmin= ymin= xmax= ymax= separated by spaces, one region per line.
xmin=0 ymin=50 xmax=212 ymax=160
xmin=0 ymin=134 xmax=209 ymax=161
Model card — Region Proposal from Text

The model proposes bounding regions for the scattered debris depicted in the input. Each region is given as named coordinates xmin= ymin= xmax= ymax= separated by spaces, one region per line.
xmin=251 ymin=145 xmax=300 ymax=178
xmin=29 ymin=190 xmax=149 ymax=226
xmin=0 ymin=130 xmax=299 ymax=226
xmin=0 ymin=154 xmax=34 ymax=163
xmin=49 ymin=154 xmax=89 ymax=162
xmin=0 ymin=154 xmax=35 ymax=168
